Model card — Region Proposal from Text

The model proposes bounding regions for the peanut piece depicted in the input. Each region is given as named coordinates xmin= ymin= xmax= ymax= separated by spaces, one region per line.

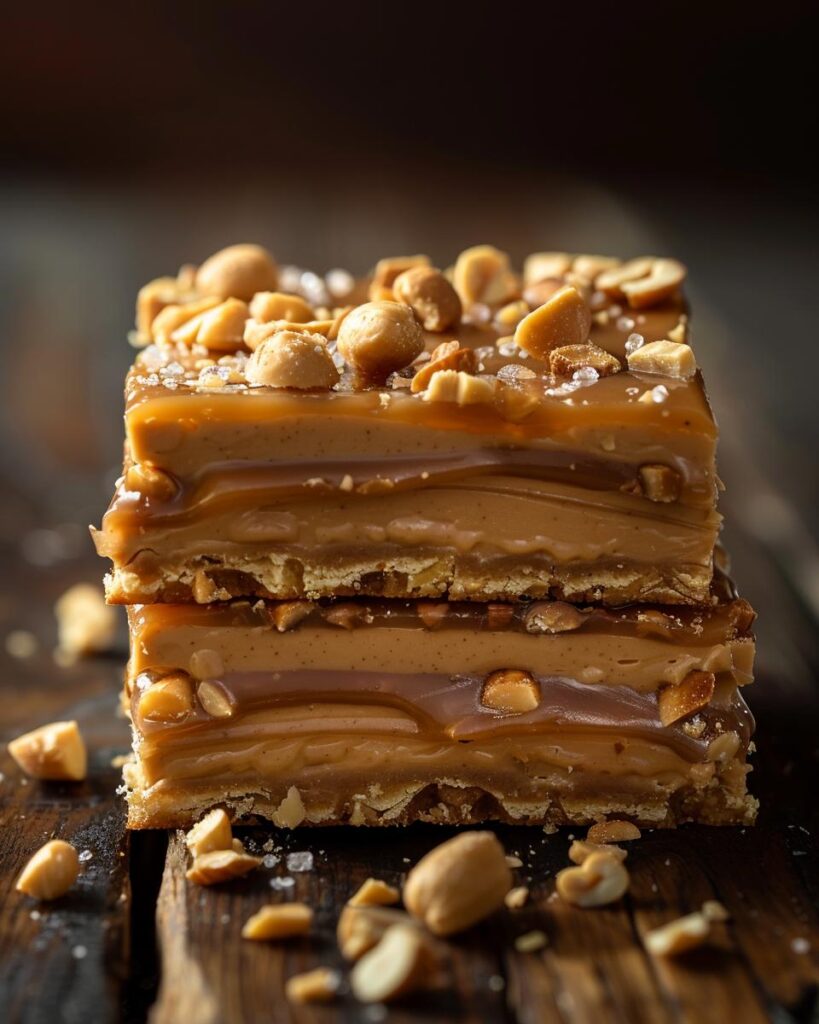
xmin=348 ymin=878 xmax=401 ymax=907
xmin=622 ymin=258 xmax=686 ymax=309
xmin=272 ymin=785 xmax=306 ymax=828
xmin=197 ymin=680 xmax=236 ymax=719
xmin=494 ymin=380 xmax=541 ymax=422
xmin=549 ymin=343 xmax=621 ymax=378
xmin=242 ymin=902 xmax=313 ymax=940
xmin=195 ymin=244 xmax=278 ymax=301
xmin=370 ymin=254 xmax=431 ymax=297
xmin=706 ymin=731 xmax=741 ymax=763
xmin=16 ymin=840 xmax=80 ymax=900
xmin=337 ymin=300 xmax=424 ymax=378
xmin=55 ymin=583 xmax=116 ymax=658
xmin=337 ymin=905 xmax=414 ymax=960
xmin=417 ymin=602 xmax=449 ymax=629
xmin=524 ymin=601 xmax=585 ymax=634
xmin=189 ymin=648 xmax=224 ymax=680
xmin=556 ymin=851 xmax=630 ymax=908
xmin=422 ymin=369 xmax=496 ymax=406
xmin=245 ymin=330 xmax=340 ymax=390
xmin=249 ymin=291 xmax=313 ymax=324
xmin=523 ymin=279 xmax=564 ymax=309
xmin=171 ymin=298 xmax=249 ymax=352
xmin=586 ymin=820 xmax=641 ymax=844
xmin=453 ymin=245 xmax=517 ymax=307
xmin=596 ymin=256 xmax=656 ymax=298
xmin=644 ymin=911 xmax=710 ymax=957
xmin=514 ymin=285 xmax=591 ymax=359
xmin=186 ymin=848 xmax=261 ymax=885
xmin=270 ymin=600 xmax=313 ymax=632
xmin=523 ymin=251 xmax=571 ymax=284
xmin=350 ymin=923 xmax=434 ymax=1003
xmin=702 ymin=899 xmax=730 ymax=922
xmin=8 ymin=720 xmax=87 ymax=782
xmin=394 ymin=266 xmax=462 ymax=331
xmin=627 ymin=339 xmax=696 ymax=379
xmin=136 ymin=275 xmax=190 ymax=338
xmin=403 ymin=831 xmax=512 ymax=936
xmin=481 ymin=670 xmax=540 ymax=714
xmin=514 ymin=930 xmax=548 ymax=952
xmin=285 ymin=967 xmax=340 ymax=1004
xmin=495 ymin=299 xmax=530 ymax=329
xmin=244 ymin=317 xmax=334 ymax=350
xmin=137 ymin=672 xmax=195 ymax=724
xmin=151 ymin=297 xmax=221 ymax=343
xmin=658 ymin=670 xmax=716 ymax=726
xmin=572 ymin=254 xmax=621 ymax=281
xmin=125 ymin=463 xmax=177 ymax=502
xmin=639 ymin=464 xmax=682 ymax=503
xmin=505 ymin=886 xmax=529 ymax=909
xmin=568 ymin=840 xmax=628 ymax=865
xmin=185 ymin=808 xmax=233 ymax=858
xmin=411 ymin=340 xmax=476 ymax=392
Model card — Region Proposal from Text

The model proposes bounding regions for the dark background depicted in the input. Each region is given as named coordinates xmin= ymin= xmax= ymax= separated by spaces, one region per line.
xmin=0 ymin=0 xmax=817 ymax=671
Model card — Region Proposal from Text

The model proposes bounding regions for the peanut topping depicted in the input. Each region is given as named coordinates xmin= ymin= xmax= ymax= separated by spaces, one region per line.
xmin=16 ymin=840 xmax=80 ymax=900
xmin=622 ymin=258 xmax=687 ymax=309
xmin=336 ymin=300 xmax=424 ymax=378
xmin=523 ymin=251 xmax=571 ymax=284
xmin=244 ymin=317 xmax=334 ymax=350
xmin=124 ymin=463 xmax=177 ymax=502
xmin=241 ymin=903 xmax=313 ymax=940
xmin=495 ymin=299 xmax=530 ymax=330
xmin=171 ymin=298 xmax=249 ymax=352
xmin=245 ymin=330 xmax=340 ymax=390
xmin=706 ymin=731 xmax=741 ymax=763
xmin=195 ymin=244 xmax=278 ymax=301
xmin=350 ymin=923 xmax=434 ymax=1004
xmin=270 ymin=600 xmax=313 ymax=632
xmin=658 ymin=670 xmax=716 ymax=726
xmin=514 ymin=285 xmax=591 ymax=359
xmin=285 ymin=967 xmax=340 ymax=1005
xmin=596 ymin=256 xmax=657 ymax=298
xmin=524 ymin=601 xmax=585 ymax=634
xmin=453 ymin=244 xmax=517 ymax=307
xmin=151 ymin=297 xmax=221 ymax=343
xmin=337 ymin=905 xmax=414 ymax=961
xmin=55 ymin=583 xmax=116 ymax=658
xmin=586 ymin=820 xmax=641 ymax=844
xmin=555 ymin=851 xmax=630 ymax=908
xmin=136 ymin=273 xmax=194 ymax=339
xmin=370 ymin=254 xmax=431 ymax=298
xmin=568 ymin=840 xmax=628 ymax=865
xmin=186 ymin=848 xmax=261 ymax=885
xmin=348 ymin=877 xmax=401 ymax=908
xmin=627 ymin=339 xmax=697 ymax=379
xmin=185 ymin=809 xmax=233 ymax=857
xmin=403 ymin=831 xmax=512 ymax=936
xmin=8 ymin=721 xmax=87 ymax=782
xmin=421 ymin=369 xmax=496 ymax=406
xmin=393 ymin=266 xmax=462 ymax=332
xmin=638 ymin=464 xmax=682 ymax=503
xmin=249 ymin=291 xmax=313 ymax=324
xmin=196 ymin=679 xmax=236 ymax=719
xmin=572 ymin=254 xmax=621 ymax=281
xmin=549 ymin=343 xmax=621 ymax=378
xmin=410 ymin=340 xmax=476 ymax=393
xmin=138 ymin=672 xmax=195 ymax=724
xmin=272 ymin=785 xmax=306 ymax=828
xmin=505 ymin=886 xmax=530 ymax=909
xmin=522 ymin=278 xmax=564 ymax=309
xmin=481 ymin=670 xmax=540 ymax=714
xmin=644 ymin=911 xmax=710 ymax=957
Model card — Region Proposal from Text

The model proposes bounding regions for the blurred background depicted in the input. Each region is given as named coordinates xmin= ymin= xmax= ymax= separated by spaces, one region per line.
xmin=0 ymin=0 xmax=817 ymax=682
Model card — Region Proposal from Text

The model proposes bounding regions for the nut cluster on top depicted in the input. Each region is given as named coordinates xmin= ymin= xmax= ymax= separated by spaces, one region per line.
xmin=134 ymin=242 xmax=695 ymax=401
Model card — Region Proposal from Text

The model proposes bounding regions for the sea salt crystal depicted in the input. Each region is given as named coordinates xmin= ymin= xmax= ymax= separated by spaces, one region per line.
xmin=269 ymin=876 xmax=295 ymax=891
xmin=286 ymin=851 xmax=314 ymax=873
xmin=651 ymin=385 xmax=669 ymax=403
xmin=497 ymin=363 xmax=536 ymax=382
xmin=72 ymin=945 xmax=88 ymax=960
xmin=617 ymin=316 xmax=636 ymax=332
xmin=572 ymin=366 xmax=599 ymax=384
xmin=326 ymin=268 xmax=355 ymax=298
xmin=791 ymin=937 xmax=810 ymax=954
xmin=79 ymin=849 xmax=93 ymax=863
xmin=496 ymin=340 xmax=518 ymax=357
xmin=625 ymin=332 xmax=645 ymax=355
xmin=262 ymin=854 xmax=280 ymax=869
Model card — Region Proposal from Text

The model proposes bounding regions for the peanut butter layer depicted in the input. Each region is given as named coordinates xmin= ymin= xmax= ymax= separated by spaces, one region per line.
xmin=95 ymin=249 xmax=721 ymax=606
xmin=123 ymin=591 xmax=756 ymax=829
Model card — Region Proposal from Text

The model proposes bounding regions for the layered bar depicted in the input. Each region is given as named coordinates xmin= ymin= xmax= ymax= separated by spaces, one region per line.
xmin=94 ymin=249 xmax=720 ymax=608
xmin=123 ymin=582 xmax=757 ymax=830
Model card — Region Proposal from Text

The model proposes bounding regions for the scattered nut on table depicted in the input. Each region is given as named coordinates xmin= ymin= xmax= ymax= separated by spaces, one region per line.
xmin=586 ymin=820 xmax=642 ymax=845
xmin=8 ymin=720 xmax=87 ymax=781
xmin=350 ymin=923 xmax=435 ymax=1003
xmin=55 ymin=583 xmax=117 ymax=659
xmin=285 ymin=967 xmax=341 ymax=1005
xmin=185 ymin=808 xmax=234 ymax=857
xmin=555 ymin=850 xmax=630 ymax=907
xmin=403 ymin=831 xmax=512 ymax=936
xmin=16 ymin=839 xmax=80 ymax=900
xmin=348 ymin=877 xmax=401 ymax=907
xmin=644 ymin=910 xmax=711 ymax=957
xmin=242 ymin=903 xmax=313 ymax=940
xmin=186 ymin=848 xmax=261 ymax=885
xmin=337 ymin=905 xmax=416 ymax=961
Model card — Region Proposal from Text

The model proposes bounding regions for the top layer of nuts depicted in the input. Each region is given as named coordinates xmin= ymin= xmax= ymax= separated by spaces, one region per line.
xmin=131 ymin=243 xmax=695 ymax=413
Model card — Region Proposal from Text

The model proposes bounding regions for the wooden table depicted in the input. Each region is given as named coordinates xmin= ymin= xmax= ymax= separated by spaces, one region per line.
xmin=1 ymin=181 xmax=817 ymax=1022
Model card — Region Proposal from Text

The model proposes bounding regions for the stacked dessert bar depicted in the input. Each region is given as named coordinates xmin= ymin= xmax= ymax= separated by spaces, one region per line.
xmin=94 ymin=243 xmax=758 ymax=829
